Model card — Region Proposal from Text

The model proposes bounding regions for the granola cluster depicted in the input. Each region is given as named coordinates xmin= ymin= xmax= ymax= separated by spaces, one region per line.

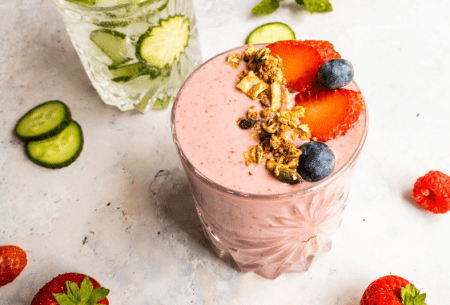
xmin=227 ymin=45 xmax=312 ymax=185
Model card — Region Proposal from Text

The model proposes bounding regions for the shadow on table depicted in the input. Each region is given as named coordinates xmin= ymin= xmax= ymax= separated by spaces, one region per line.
xmin=149 ymin=168 xmax=240 ymax=272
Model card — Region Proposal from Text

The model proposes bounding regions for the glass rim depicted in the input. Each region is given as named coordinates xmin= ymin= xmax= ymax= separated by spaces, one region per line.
xmin=171 ymin=44 xmax=369 ymax=200
xmin=55 ymin=0 xmax=165 ymax=12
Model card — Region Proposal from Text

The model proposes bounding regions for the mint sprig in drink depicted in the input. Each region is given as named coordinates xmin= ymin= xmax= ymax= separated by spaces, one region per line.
xmin=53 ymin=0 xmax=201 ymax=112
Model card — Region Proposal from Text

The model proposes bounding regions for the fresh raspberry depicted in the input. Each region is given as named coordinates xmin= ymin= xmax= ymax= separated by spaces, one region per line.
xmin=413 ymin=170 xmax=450 ymax=214
xmin=267 ymin=40 xmax=341 ymax=93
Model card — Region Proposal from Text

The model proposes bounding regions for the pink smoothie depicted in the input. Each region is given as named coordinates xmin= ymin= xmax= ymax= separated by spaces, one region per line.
xmin=174 ymin=46 xmax=365 ymax=195
xmin=172 ymin=44 xmax=368 ymax=279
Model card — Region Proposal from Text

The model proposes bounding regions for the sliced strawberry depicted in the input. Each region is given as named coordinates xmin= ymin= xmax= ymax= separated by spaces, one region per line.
xmin=295 ymin=88 xmax=363 ymax=142
xmin=267 ymin=40 xmax=341 ymax=92
xmin=0 ymin=245 xmax=27 ymax=287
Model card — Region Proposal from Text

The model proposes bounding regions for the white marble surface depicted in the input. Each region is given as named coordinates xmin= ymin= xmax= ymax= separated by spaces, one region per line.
xmin=1 ymin=0 xmax=450 ymax=304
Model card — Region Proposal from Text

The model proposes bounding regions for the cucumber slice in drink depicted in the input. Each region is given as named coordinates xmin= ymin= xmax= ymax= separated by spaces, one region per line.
xmin=65 ymin=0 xmax=96 ymax=5
xmin=90 ymin=29 xmax=132 ymax=64
xmin=246 ymin=22 xmax=296 ymax=44
xmin=109 ymin=62 xmax=146 ymax=83
xmin=14 ymin=100 xmax=72 ymax=142
xmin=108 ymin=62 xmax=164 ymax=82
xmin=151 ymin=96 xmax=171 ymax=110
xmin=25 ymin=121 xmax=84 ymax=169
xmin=136 ymin=15 xmax=190 ymax=69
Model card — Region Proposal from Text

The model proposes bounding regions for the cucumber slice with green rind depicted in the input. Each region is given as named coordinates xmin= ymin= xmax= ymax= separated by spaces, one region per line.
xmin=14 ymin=100 xmax=72 ymax=142
xmin=136 ymin=15 xmax=190 ymax=69
xmin=151 ymin=96 xmax=171 ymax=110
xmin=246 ymin=22 xmax=296 ymax=44
xmin=65 ymin=0 xmax=95 ymax=5
xmin=25 ymin=121 xmax=84 ymax=169
xmin=109 ymin=62 xmax=147 ymax=83
xmin=108 ymin=62 xmax=165 ymax=83
xmin=90 ymin=29 xmax=132 ymax=64
xmin=95 ymin=20 xmax=130 ymax=28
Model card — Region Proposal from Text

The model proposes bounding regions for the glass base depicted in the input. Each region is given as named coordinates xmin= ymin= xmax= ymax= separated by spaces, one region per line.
xmin=195 ymin=199 xmax=336 ymax=280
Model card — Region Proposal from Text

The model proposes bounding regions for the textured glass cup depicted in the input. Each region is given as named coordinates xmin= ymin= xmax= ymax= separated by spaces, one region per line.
xmin=52 ymin=0 xmax=202 ymax=112
xmin=171 ymin=46 xmax=368 ymax=279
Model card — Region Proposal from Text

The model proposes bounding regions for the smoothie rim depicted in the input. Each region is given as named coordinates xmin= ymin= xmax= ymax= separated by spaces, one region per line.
xmin=171 ymin=43 xmax=369 ymax=199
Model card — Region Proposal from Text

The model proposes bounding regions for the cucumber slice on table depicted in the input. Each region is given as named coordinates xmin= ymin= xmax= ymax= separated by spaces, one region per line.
xmin=14 ymin=100 xmax=71 ymax=142
xmin=25 ymin=121 xmax=84 ymax=169
xmin=136 ymin=15 xmax=190 ymax=69
xmin=90 ymin=29 xmax=132 ymax=64
xmin=246 ymin=22 xmax=296 ymax=44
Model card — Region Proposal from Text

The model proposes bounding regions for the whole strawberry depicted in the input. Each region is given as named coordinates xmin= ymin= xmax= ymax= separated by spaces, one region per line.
xmin=413 ymin=170 xmax=450 ymax=214
xmin=360 ymin=275 xmax=427 ymax=305
xmin=0 ymin=245 xmax=27 ymax=287
xmin=31 ymin=272 xmax=109 ymax=305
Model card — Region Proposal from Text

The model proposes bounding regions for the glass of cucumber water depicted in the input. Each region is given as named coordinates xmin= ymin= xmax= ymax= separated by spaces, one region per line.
xmin=52 ymin=0 xmax=202 ymax=112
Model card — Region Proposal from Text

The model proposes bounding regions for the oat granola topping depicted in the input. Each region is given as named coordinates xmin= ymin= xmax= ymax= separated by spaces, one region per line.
xmin=231 ymin=45 xmax=313 ymax=184
xmin=226 ymin=53 xmax=242 ymax=69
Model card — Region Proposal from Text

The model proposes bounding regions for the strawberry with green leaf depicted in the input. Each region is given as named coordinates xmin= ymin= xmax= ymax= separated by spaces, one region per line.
xmin=252 ymin=0 xmax=332 ymax=15
xmin=31 ymin=273 xmax=109 ymax=305
xmin=360 ymin=275 xmax=427 ymax=305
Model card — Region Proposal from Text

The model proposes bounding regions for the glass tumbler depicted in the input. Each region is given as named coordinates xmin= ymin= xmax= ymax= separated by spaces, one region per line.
xmin=171 ymin=45 xmax=368 ymax=279
xmin=52 ymin=0 xmax=202 ymax=112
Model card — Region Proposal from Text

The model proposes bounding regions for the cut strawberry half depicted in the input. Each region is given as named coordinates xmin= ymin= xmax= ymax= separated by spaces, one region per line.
xmin=295 ymin=88 xmax=363 ymax=142
xmin=267 ymin=40 xmax=341 ymax=92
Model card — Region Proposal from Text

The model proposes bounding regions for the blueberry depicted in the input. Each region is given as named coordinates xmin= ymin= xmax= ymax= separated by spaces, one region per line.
xmin=318 ymin=59 xmax=354 ymax=90
xmin=297 ymin=141 xmax=335 ymax=182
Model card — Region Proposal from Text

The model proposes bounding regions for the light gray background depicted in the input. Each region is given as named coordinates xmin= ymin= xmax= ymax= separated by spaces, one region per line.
xmin=1 ymin=0 xmax=449 ymax=304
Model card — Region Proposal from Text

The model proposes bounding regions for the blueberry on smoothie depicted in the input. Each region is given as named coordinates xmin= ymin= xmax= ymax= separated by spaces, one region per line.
xmin=318 ymin=59 xmax=354 ymax=89
xmin=297 ymin=141 xmax=335 ymax=182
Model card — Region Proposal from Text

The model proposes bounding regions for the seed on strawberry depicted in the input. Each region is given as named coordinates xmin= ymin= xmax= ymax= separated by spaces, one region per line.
xmin=295 ymin=87 xmax=364 ymax=142
xmin=413 ymin=170 xmax=450 ymax=214
xmin=0 ymin=245 xmax=27 ymax=288
xmin=267 ymin=40 xmax=341 ymax=93
xmin=360 ymin=275 xmax=427 ymax=305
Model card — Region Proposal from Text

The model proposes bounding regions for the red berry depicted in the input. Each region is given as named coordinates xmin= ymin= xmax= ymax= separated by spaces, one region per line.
xmin=360 ymin=275 xmax=410 ymax=305
xmin=295 ymin=87 xmax=364 ymax=141
xmin=0 ymin=245 xmax=27 ymax=287
xmin=360 ymin=275 xmax=427 ymax=305
xmin=31 ymin=272 xmax=109 ymax=305
xmin=413 ymin=170 xmax=450 ymax=214
xmin=267 ymin=40 xmax=341 ymax=93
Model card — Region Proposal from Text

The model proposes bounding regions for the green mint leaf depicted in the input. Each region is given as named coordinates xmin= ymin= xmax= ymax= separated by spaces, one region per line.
xmin=53 ymin=293 xmax=77 ymax=305
xmin=301 ymin=0 xmax=333 ymax=13
xmin=252 ymin=0 xmax=281 ymax=15
xmin=80 ymin=276 xmax=94 ymax=302
xmin=65 ymin=281 xmax=81 ymax=303
xmin=88 ymin=287 xmax=110 ymax=304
